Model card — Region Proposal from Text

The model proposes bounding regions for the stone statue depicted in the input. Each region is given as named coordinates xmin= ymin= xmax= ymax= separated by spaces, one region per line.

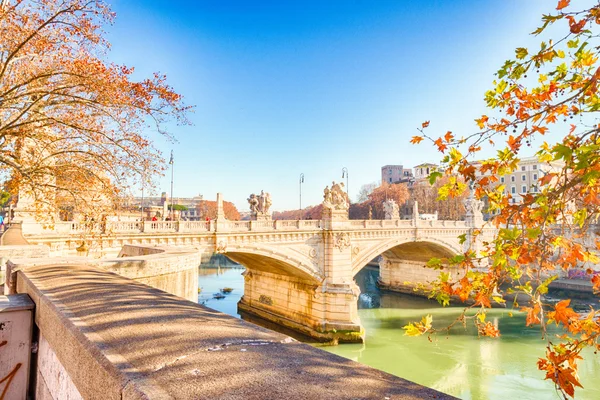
xmin=463 ymin=191 xmax=483 ymax=216
xmin=264 ymin=192 xmax=272 ymax=214
xmin=383 ymin=199 xmax=400 ymax=220
xmin=247 ymin=193 xmax=259 ymax=214
xmin=463 ymin=188 xmax=483 ymax=227
xmin=323 ymin=186 xmax=333 ymax=207
xmin=248 ymin=191 xmax=273 ymax=220
xmin=323 ymin=181 xmax=349 ymax=211
xmin=258 ymin=190 xmax=266 ymax=212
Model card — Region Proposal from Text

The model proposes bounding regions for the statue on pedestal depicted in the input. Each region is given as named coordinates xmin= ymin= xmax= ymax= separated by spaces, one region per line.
xmin=383 ymin=199 xmax=400 ymax=220
xmin=247 ymin=190 xmax=272 ymax=220
xmin=322 ymin=181 xmax=349 ymax=211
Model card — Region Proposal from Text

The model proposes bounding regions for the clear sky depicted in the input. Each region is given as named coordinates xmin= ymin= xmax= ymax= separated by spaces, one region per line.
xmin=106 ymin=0 xmax=554 ymax=212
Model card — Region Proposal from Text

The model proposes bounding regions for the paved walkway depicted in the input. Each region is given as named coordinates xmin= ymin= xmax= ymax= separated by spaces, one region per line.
xmin=17 ymin=263 xmax=456 ymax=399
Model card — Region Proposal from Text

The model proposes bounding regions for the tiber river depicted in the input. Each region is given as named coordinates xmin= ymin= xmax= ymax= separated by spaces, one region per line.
xmin=198 ymin=262 xmax=600 ymax=400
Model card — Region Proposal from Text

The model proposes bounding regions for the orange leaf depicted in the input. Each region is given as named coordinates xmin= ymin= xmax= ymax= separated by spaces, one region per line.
xmin=422 ymin=121 xmax=430 ymax=128
xmin=444 ymin=131 xmax=454 ymax=142
xmin=434 ymin=137 xmax=447 ymax=153
xmin=410 ymin=136 xmax=424 ymax=144
xmin=567 ymin=16 xmax=586 ymax=34
xmin=478 ymin=321 xmax=500 ymax=338
xmin=475 ymin=115 xmax=489 ymax=129
xmin=522 ymin=304 xmax=541 ymax=326
xmin=556 ymin=0 xmax=570 ymax=10
xmin=592 ymin=274 xmax=600 ymax=293
xmin=508 ymin=135 xmax=521 ymax=151
xmin=547 ymin=299 xmax=579 ymax=327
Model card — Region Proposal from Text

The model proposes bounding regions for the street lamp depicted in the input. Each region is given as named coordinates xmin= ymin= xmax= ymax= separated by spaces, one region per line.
xmin=342 ymin=167 xmax=349 ymax=203
xmin=140 ymin=176 xmax=144 ymax=221
xmin=299 ymin=173 xmax=304 ymax=219
xmin=169 ymin=150 xmax=174 ymax=220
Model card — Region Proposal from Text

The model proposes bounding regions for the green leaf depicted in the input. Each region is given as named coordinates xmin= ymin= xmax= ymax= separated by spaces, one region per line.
xmin=526 ymin=227 xmax=542 ymax=239
xmin=427 ymin=257 xmax=443 ymax=270
xmin=428 ymin=171 xmax=443 ymax=185
xmin=516 ymin=47 xmax=529 ymax=59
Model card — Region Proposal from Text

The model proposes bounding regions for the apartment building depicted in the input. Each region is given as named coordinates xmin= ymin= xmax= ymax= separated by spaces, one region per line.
xmin=487 ymin=156 xmax=564 ymax=204
xmin=381 ymin=165 xmax=413 ymax=184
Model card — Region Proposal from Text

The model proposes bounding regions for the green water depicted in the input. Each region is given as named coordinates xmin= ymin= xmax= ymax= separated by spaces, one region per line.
xmin=198 ymin=264 xmax=600 ymax=400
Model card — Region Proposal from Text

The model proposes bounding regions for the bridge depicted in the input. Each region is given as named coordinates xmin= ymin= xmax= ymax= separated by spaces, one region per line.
xmin=15 ymin=191 xmax=493 ymax=343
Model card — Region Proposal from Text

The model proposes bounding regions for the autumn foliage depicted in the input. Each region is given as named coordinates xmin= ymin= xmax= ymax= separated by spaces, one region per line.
xmin=195 ymin=200 xmax=240 ymax=221
xmin=407 ymin=1 xmax=600 ymax=397
xmin=409 ymin=176 xmax=469 ymax=220
xmin=0 ymin=0 xmax=189 ymax=220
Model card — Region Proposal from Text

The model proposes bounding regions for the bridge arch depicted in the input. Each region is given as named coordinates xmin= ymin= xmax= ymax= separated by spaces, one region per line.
xmin=223 ymin=245 xmax=322 ymax=284
xmin=351 ymin=237 xmax=460 ymax=277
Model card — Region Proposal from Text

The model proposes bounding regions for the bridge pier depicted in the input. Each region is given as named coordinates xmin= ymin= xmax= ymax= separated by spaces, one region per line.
xmin=237 ymin=269 xmax=363 ymax=343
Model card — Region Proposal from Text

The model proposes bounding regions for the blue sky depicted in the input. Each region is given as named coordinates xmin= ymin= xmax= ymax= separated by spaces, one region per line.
xmin=107 ymin=0 xmax=554 ymax=211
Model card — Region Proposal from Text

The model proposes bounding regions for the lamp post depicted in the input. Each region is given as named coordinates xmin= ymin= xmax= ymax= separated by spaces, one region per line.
xmin=140 ymin=178 xmax=144 ymax=221
xmin=169 ymin=150 xmax=174 ymax=220
xmin=342 ymin=167 xmax=349 ymax=203
xmin=299 ymin=173 xmax=304 ymax=219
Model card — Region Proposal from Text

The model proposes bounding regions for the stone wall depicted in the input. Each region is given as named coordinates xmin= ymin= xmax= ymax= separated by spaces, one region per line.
xmin=379 ymin=258 xmax=463 ymax=294
xmin=0 ymin=245 xmax=49 ymax=287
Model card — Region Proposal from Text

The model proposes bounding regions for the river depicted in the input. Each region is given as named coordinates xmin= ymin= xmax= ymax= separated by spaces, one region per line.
xmin=198 ymin=264 xmax=600 ymax=400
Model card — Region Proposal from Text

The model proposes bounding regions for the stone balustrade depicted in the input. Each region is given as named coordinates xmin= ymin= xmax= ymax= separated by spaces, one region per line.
xmin=21 ymin=218 xmax=471 ymax=237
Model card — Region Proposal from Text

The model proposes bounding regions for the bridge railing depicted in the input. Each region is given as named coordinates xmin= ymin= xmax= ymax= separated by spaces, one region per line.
xmin=24 ymin=218 xmax=468 ymax=236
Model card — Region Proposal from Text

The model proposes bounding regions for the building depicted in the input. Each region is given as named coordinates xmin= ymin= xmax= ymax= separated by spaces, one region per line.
xmin=381 ymin=165 xmax=413 ymax=184
xmin=413 ymin=163 xmax=438 ymax=182
xmin=479 ymin=156 xmax=564 ymax=205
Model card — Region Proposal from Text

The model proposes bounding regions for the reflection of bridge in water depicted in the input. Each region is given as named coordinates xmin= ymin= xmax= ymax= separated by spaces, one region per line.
xmin=22 ymin=194 xmax=493 ymax=343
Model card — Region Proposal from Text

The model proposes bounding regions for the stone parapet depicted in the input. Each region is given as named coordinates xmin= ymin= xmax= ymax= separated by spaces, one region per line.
xmin=5 ymin=245 xmax=200 ymax=301
xmin=11 ymin=263 xmax=455 ymax=400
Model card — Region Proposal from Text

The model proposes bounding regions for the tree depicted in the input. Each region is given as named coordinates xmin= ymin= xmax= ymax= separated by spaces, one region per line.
xmin=410 ymin=1 xmax=600 ymax=397
xmin=272 ymin=209 xmax=303 ymax=220
xmin=0 ymin=0 xmax=189 ymax=221
xmin=365 ymin=183 xmax=409 ymax=219
xmin=168 ymin=204 xmax=188 ymax=211
xmin=356 ymin=181 xmax=379 ymax=203
xmin=196 ymin=200 xmax=240 ymax=221
xmin=410 ymin=176 xmax=469 ymax=220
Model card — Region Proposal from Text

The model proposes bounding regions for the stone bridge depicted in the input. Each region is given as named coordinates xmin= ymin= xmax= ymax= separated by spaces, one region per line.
xmin=17 ymin=193 xmax=493 ymax=343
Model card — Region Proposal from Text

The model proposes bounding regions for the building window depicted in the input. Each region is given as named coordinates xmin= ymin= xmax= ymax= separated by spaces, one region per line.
xmin=522 ymin=174 xmax=526 ymax=181
xmin=532 ymin=185 xmax=538 ymax=192
xmin=501 ymin=177 xmax=504 ymax=183
xmin=521 ymin=166 xmax=526 ymax=171
xmin=511 ymin=186 xmax=516 ymax=194
xmin=522 ymin=185 xmax=527 ymax=193
xmin=533 ymin=174 xmax=537 ymax=181
xmin=389 ymin=177 xmax=392 ymax=183
xmin=511 ymin=176 xmax=515 ymax=182
xmin=388 ymin=169 xmax=392 ymax=175
xmin=533 ymin=165 xmax=537 ymax=170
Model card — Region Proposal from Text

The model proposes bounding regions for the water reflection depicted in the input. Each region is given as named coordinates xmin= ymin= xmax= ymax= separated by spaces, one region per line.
xmin=198 ymin=265 xmax=245 ymax=317
xmin=198 ymin=261 xmax=600 ymax=400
